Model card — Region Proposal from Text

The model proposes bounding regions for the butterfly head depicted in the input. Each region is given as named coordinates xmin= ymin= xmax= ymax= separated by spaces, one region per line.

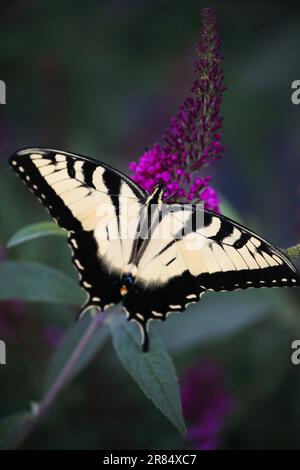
xmin=147 ymin=185 xmax=165 ymax=206
xmin=120 ymin=272 xmax=134 ymax=296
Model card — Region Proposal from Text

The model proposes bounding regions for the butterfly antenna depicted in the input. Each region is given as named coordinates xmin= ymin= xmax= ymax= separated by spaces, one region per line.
xmin=144 ymin=146 xmax=177 ymax=202
xmin=164 ymin=191 xmax=177 ymax=202
xmin=144 ymin=146 xmax=150 ymax=158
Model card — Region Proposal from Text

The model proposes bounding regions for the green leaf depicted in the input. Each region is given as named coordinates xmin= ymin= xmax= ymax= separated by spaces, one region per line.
xmin=0 ymin=261 xmax=83 ymax=305
xmin=109 ymin=314 xmax=186 ymax=435
xmin=45 ymin=314 xmax=109 ymax=391
xmin=0 ymin=412 xmax=34 ymax=450
xmin=7 ymin=222 xmax=66 ymax=248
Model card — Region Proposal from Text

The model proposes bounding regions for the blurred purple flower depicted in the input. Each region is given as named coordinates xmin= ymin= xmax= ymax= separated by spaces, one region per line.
xmin=130 ymin=7 xmax=225 ymax=211
xmin=42 ymin=324 xmax=64 ymax=349
xmin=181 ymin=359 xmax=236 ymax=450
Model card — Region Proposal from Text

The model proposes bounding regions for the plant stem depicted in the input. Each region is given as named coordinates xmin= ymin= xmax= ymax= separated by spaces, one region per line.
xmin=283 ymin=244 xmax=300 ymax=259
xmin=10 ymin=310 xmax=105 ymax=449
xmin=39 ymin=310 xmax=105 ymax=415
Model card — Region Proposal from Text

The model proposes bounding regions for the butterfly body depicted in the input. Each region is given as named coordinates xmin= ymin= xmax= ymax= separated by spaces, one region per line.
xmin=9 ymin=148 xmax=300 ymax=351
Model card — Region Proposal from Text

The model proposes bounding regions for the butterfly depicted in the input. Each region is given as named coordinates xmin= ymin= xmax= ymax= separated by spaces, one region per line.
xmin=9 ymin=148 xmax=300 ymax=351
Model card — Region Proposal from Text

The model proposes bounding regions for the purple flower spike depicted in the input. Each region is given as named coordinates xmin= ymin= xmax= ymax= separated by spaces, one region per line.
xmin=181 ymin=359 xmax=236 ymax=450
xmin=130 ymin=8 xmax=225 ymax=211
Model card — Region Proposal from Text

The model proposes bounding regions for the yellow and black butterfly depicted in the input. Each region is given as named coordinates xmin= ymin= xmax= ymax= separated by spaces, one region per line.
xmin=9 ymin=148 xmax=300 ymax=351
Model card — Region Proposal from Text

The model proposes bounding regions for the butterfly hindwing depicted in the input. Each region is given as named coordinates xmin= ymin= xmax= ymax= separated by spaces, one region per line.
xmin=9 ymin=148 xmax=147 ymax=312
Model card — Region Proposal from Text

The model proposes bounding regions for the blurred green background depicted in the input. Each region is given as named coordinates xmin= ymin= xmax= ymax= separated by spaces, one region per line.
xmin=0 ymin=0 xmax=300 ymax=449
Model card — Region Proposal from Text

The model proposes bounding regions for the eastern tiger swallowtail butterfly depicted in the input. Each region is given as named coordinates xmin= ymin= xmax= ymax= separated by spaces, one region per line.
xmin=9 ymin=148 xmax=300 ymax=351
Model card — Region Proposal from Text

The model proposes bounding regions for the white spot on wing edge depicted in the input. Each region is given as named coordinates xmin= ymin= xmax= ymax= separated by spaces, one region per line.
xmin=74 ymin=259 xmax=84 ymax=270
xmin=151 ymin=311 xmax=163 ymax=317
xmin=70 ymin=238 xmax=79 ymax=249
xmin=186 ymin=294 xmax=197 ymax=300
xmin=82 ymin=281 xmax=92 ymax=288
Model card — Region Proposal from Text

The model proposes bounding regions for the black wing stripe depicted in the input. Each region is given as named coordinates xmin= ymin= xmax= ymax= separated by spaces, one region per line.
xmin=156 ymin=239 xmax=177 ymax=258
xmin=9 ymin=152 xmax=82 ymax=232
xmin=82 ymin=161 xmax=96 ymax=189
xmin=204 ymin=211 xmax=213 ymax=227
xmin=210 ymin=219 xmax=234 ymax=242
xmin=102 ymin=169 xmax=122 ymax=235
xmin=67 ymin=158 xmax=76 ymax=178
xmin=233 ymin=232 xmax=251 ymax=249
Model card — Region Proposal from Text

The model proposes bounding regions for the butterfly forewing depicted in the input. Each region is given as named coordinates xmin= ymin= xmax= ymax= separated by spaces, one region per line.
xmin=9 ymin=148 xmax=146 ymax=312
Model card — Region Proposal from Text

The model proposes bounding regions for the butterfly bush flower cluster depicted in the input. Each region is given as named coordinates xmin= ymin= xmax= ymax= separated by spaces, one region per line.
xmin=129 ymin=7 xmax=225 ymax=212
xmin=181 ymin=360 xmax=236 ymax=450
